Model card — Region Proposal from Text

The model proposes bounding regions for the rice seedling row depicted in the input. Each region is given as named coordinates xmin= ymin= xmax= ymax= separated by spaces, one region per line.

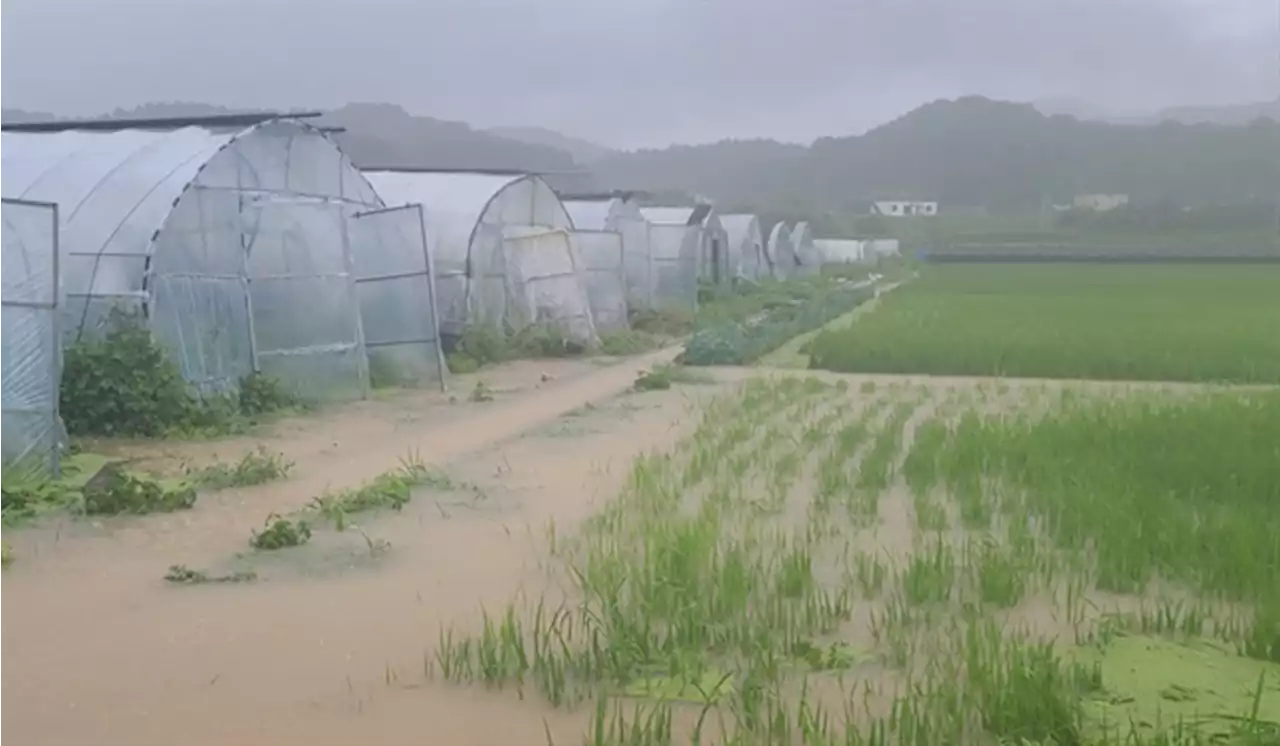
xmin=426 ymin=375 xmax=1280 ymax=745
xmin=807 ymin=264 xmax=1280 ymax=384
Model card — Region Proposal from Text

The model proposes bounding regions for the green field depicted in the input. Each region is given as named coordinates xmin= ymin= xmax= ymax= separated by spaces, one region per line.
xmin=808 ymin=264 xmax=1280 ymax=383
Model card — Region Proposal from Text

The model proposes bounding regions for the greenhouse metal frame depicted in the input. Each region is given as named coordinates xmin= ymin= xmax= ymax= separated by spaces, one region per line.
xmin=349 ymin=202 xmax=449 ymax=389
xmin=2 ymin=198 xmax=62 ymax=473
xmin=0 ymin=116 xmax=436 ymax=401
xmin=364 ymin=169 xmax=599 ymax=346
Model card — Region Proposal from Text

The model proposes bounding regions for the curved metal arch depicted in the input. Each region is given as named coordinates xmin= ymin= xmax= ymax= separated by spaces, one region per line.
xmin=137 ymin=118 xmax=381 ymax=304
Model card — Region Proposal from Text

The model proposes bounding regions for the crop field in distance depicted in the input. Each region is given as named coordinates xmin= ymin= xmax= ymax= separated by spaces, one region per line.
xmin=429 ymin=375 xmax=1280 ymax=745
xmin=806 ymin=265 xmax=1280 ymax=384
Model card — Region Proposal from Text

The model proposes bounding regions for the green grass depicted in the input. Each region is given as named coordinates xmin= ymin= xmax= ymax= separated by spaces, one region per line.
xmin=184 ymin=446 xmax=293 ymax=490
xmin=420 ymin=375 xmax=1278 ymax=745
xmin=809 ymin=264 xmax=1280 ymax=383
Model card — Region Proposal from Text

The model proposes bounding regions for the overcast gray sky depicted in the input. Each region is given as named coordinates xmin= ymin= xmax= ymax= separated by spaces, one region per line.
xmin=2 ymin=0 xmax=1276 ymax=149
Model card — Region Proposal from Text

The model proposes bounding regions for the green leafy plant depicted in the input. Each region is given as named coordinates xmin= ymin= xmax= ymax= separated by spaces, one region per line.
xmin=308 ymin=456 xmax=451 ymax=529
xmin=250 ymin=514 xmax=312 ymax=550
xmin=60 ymin=308 xmax=302 ymax=438
xmin=185 ymin=446 xmax=294 ymax=491
xmin=633 ymin=367 xmax=672 ymax=391
xmin=82 ymin=464 xmax=197 ymax=516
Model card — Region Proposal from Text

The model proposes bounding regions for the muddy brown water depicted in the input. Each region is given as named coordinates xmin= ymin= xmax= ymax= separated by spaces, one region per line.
xmin=3 ymin=349 xmax=730 ymax=746
xmin=3 ymin=360 xmax=1247 ymax=746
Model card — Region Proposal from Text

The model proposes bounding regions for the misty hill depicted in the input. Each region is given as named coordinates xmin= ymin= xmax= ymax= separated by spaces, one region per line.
xmin=1033 ymin=98 xmax=1280 ymax=127
xmin=597 ymin=97 xmax=1280 ymax=213
xmin=486 ymin=125 xmax=612 ymax=164
xmin=1 ymin=102 xmax=583 ymax=176
xmin=593 ymin=139 xmax=809 ymax=206
xmin=1125 ymin=99 xmax=1280 ymax=127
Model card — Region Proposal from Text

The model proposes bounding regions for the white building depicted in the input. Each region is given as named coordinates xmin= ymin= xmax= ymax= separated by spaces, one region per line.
xmin=1072 ymin=194 xmax=1130 ymax=212
xmin=872 ymin=200 xmax=938 ymax=217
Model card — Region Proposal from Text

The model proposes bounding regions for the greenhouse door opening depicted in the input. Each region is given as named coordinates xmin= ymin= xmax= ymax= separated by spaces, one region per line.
xmin=351 ymin=204 xmax=447 ymax=390
xmin=500 ymin=228 xmax=598 ymax=346
xmin=243 ymin=193 xmax=368 ymax=401
xmin=2 ymin=198 xmax=62 ymax=474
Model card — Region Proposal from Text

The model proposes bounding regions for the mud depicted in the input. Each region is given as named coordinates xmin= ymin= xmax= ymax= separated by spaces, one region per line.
xmin=3 ymin=350 xmax=715 ymax=746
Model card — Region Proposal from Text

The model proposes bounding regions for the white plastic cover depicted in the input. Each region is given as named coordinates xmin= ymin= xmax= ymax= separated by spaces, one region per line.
xmin=350 ymin=204 xmax=447 ymax=388
xmin=363 ymin=172 xmax=589 ymax=340
xmin=569 ymin=231 xmax=629 ymax=332
xmin=2 ymin=199 xmax=62 ymax=471
xmin=718 ymin=214 xmax=766 ymax=280
xmin=646 ymin=223 xmax=699 ymax=313
xmin=790 ymin=222 xmax=821 ymax=277
xmin=766 ymin=222 xmax=798 ymax=279
xmin=813 ymin=239 xmax=867 ymax=263
xmin=500 ymin=227 xmax=598 ymax=344
xmin=564 ymin=200 xmax=614 ymax=231
xmin=2 ymin=121 xmax=375 ymax=402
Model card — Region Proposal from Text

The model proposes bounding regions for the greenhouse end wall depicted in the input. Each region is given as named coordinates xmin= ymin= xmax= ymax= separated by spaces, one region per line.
xmin=3 ymin=122 xmax=382 ymax=404
xmin=2 ymin=199 xmax=62 ymax=472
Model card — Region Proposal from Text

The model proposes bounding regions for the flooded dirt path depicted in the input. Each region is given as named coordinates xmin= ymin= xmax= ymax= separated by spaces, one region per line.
xmin=3 ymin=349 xmax=719 ymax=746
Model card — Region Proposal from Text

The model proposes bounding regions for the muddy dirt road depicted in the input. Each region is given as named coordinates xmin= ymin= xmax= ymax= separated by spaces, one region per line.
xmin=3 ymin=348 xmax=729 ymax=746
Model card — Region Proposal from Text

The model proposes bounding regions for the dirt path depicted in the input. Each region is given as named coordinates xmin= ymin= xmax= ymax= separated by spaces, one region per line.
xmin=2 ymin=348 xmax=708 ymax=746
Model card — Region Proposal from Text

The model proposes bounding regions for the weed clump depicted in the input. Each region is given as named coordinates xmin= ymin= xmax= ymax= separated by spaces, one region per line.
xmin=60 ymin=309 xmax=300 ymax=438
xmin=164 ymin=564 xmax=257 ymax=584
xmin=82 ymin=463 xmax=196 ymax=516
xmin=309 ymin=458 xmax=450 ymax=529
xmin=185 ymin=447 xmax=293 ymax=491
xmin=250 ymin=515 xmax=312 ymax=550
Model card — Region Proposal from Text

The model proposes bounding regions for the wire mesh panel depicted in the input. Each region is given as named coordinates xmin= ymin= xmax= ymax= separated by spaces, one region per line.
xmin=351 ymin=204 xmax=447 ymax=389
xmin=2 ymin=199 xmax=61 ymax=472
xmin=569 ymin=231 xmax=629 ymax=332
xmin=501 ymin=228 xmax=598 ymax=344
xmin=647 ymin=223 xmax=699 ymax=314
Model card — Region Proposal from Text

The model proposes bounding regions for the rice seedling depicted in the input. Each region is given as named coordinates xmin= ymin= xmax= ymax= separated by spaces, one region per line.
xmin=421 ymin=373 xmax=1279 ymax=744
xmin=808 ymin=264 xmax=1280 ymax=383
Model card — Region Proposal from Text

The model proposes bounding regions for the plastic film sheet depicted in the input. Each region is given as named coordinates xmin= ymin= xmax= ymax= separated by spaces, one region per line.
xmin=501 ymin=228 xmax=598 ymax=344
xmin=570 ymin=231 xmax=629 ymax=332
xmin=2 ymin=199 xmax=62 ymax=471
xmin=350 ymin=204 xmax=446 ymax=389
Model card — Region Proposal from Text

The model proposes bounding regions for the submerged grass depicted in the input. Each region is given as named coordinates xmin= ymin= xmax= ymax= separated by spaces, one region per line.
xmin=423 ymin=374 xmax=1278 ymax=745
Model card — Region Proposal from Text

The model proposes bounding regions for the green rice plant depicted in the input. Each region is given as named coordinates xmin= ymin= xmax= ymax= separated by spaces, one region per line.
xmin=808 ymin=264 xmax=1280 ymax=384
xmin=900 ymin=537 xmax=955 ymax=606
xmin=967 ymin=537 xmax=1028 ymax=608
